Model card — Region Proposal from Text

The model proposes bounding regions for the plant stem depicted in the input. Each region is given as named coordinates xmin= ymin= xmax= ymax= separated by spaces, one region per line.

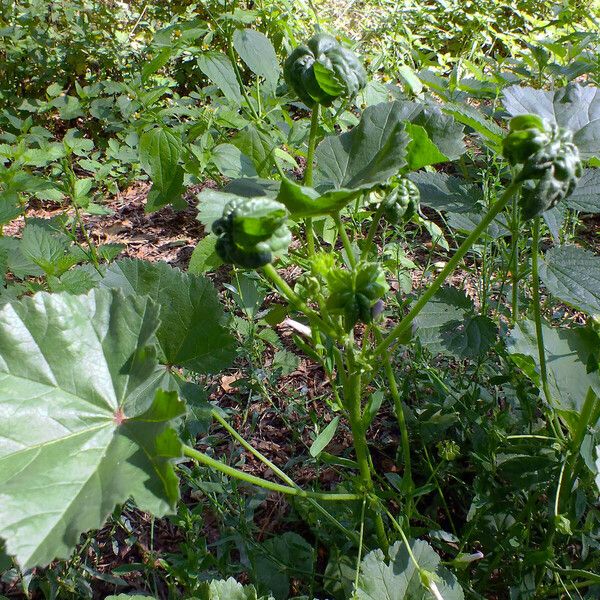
xmin=556 ymin=388 xmax=599 ymax=513
xmin=183 ymin=445 xmax=361 ymax=501
xmin=72 ymin=202 xmax=100 ymax=271
xmin=374 ymin=330 xmax=413 ymax=510
xmin=361 ymin=200 xmax=386 ymax=261
xmin=531 ymin=217 xmax=554 ymax=408
xmin=375 ymin=180 xmax=522 ymax=357
xmin=262 ymin=263 xmax=339 ymax=339
xmin=345 ymin=353 xmax=389 ymax=554
xmin=334 ymin=213 xmax=357 ymax=269
xmin=511 ymin=192 xmax=520 ymax=323
xmin=211 ymin=410 xmax=361 ymax=545
xmin=304 ymin=105 xmax=320 ymax=257
xmin=227 ymin=41 xmax=260 ymax=122
xmin=304 ymin=105 xmax=320 ymax=187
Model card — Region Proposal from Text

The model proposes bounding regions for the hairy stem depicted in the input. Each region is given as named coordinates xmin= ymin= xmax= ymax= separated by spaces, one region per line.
xmin=211 ymin=410 xmax=361 ymax=544
xmin=304 ymin=104 xmax=320 ymax=187
xmin=531 ymin=217 xmax=553 ymax=408
xmin=511 ymin=193 xmax=520 ymax=323
xmin=183 ymin=445 xmax=361 ymax=501
xmin=334 ymin=213 xmax=357 ymax=269
xmin=304 ymin=105 xmax=320 ymax=257
xmin=375 ymin=180 xmax=522 ymax=357
xmin=345 ymin=354 xmax=389 ymax=554
xmin=375 ymin=330 xmax=413 ymax=514
xmin=361 ymin=199 xmax=386 ymax=261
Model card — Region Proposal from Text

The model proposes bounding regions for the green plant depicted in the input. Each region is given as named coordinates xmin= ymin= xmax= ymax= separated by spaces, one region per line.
xmin=2 ymin=17 xmax=600 ymax=600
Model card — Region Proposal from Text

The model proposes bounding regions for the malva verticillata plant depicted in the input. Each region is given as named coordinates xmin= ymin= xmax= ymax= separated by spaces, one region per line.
xmin=1 ymin=28 xmax=600 ymax=600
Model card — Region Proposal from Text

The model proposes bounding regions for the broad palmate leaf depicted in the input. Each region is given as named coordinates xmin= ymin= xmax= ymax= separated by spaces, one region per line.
xmin=200 ymin=578 xmax=261 ymax=600
xmin=539 ymin=245 xmax=600 ymax=316
xmin=413 ymin=287 xmax=497 ymax=359
xmin=0 ymin=289 xmax=185 ymax=569
xmin=356 ymin=540 xmax=464 ymax=600
xmin=314 ymin=101 xmax=410 ymax=191
xmin=502 ymin=83 xmax=600 ymax=159
xmin=506 ymin=319 xmax=600 ymax=419
xmin=101 ymin=260 xmax=235 ymax=374
xmin=565 ymin=169 xmax=600 ymax=213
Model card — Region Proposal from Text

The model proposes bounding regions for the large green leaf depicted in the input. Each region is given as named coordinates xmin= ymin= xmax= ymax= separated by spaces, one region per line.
xmin=502 ymin=83 xmax=600 ymax=159
xmin=443 ymin=101 xmax=504 ymax=146
xmin=395 ymin=101 xmax=466 ymax=161
xmin=506 ymin=319 xmax=600 ymax=417
xmin=101 ymin=260 xmax=235 ymax=374
xmin=139 ymin=127 xmax=185 ymax=211
xmin=356 ymin=540 xmax=464 ymax=600
xmin=197 ymin=51 xmax=242 ymax=106
xmin=189 ymin=236 xmax=223 ymax=274
xmin=410 ymin=172 xmax=510 ymax=238
xmin=409 ymin=172 xmax=481 ymax=213
xmin=0 ymin=289 xmax=185 ymax=568
xmin=566 ymin=169 xmax=600 ymax=213
xmin=413 ymin=287 xmax=497 ymax=358
xmin=539 ymin=245 xmax=600 ymax=316
xmin=21 ymin=222 xmax=78 ymax=277
xmin=314 ymin=101 xmax=410 ymax=191
xmin=404 ymin=123 xmax=448 ymax=171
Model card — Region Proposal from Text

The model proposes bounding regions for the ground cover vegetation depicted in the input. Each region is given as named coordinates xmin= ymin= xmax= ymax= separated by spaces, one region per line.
xmin=0 ymin=1 xmax=600 ymax=599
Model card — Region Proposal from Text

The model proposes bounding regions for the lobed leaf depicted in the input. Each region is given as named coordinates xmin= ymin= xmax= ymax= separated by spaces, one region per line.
xmin=506 ymin=319 xmax=600 ymax=418
xmin=539 ymin=245 xmax=600 ymax=316
xmin=356 ymin=540 xmax=464 ymax=599
xmin=565 ymin=169 xmax=600 ymax=213
xmin=413 ymin=287 xmax=497 ymax=358
xmin=502 ymin=83 xmax=600 ymax=159
xmin=314 ymin=101 xmax=410 ymax=191
xmin=101 ymin=260 xmax=235 ymax=374
xmin=0 ymin=289 xmax=185 ymax=568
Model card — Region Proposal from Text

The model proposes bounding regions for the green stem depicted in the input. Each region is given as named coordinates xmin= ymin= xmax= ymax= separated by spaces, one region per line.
xmin=72 ymin=202 xmax=101 ymax=271
xmin=227 ymin=40 xmax=260 ymax=121
xmin=304 ymin=106 xmax=320 ymax=257
xmin=345 ymin=354 xmax=389 ymax=554
xmin=334 ymin=213 xmax=357 ymax=269
xmin=374 ymin=329 xmax=413 ymax=505
xmin=183 ymin=445 xmax=361 ymax=501
xmin=511 ymin=192 xmax=520 ymax=323
xmin=556 ymin=388 xmax=599 ymax=512
xmin=262 ymin=263 xmax=339 ymax=339
xmin=211 ymin=410 xmax=361 ymax=545
xmin=531 ymin=217 xmax=553 ymax=408
xmin=375 ymin=180 xmax=522 ymax=358
xmin=361 ymin=199 xmax=386 ymax=261
xmin=304 ymin=105 xmax=319 ymax=187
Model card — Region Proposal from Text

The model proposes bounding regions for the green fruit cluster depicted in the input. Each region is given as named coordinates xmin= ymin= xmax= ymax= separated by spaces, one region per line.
xmin=325 ymin=262 xmax=388 ymax=330
xmin=503 ymin=115 xmax=582 ymax=219
xmin=212 ymin=198 xmax=291 ymax=268
xmin=382 ymin=178 xmax=420 ymax=224
xmin=283 ymin=33 xmax=366 ymax=107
